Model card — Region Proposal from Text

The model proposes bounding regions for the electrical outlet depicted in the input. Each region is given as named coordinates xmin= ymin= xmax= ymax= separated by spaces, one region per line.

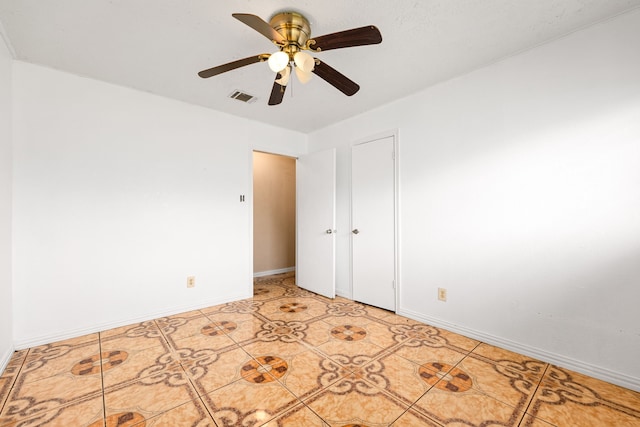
xmin=438 ymin=287 xmax=447 ymax=302
xmin=187 ymin=276 xmax=195 ymax=288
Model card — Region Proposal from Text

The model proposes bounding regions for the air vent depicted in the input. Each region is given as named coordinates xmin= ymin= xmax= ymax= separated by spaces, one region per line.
xmin=228 ymin=90 xmax=257 ymax=103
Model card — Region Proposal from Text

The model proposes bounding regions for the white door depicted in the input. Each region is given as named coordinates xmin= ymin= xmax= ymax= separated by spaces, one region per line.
xmin=352 ymin=136 xmax=396 ymax=311
xmin=296 ymin=148 xmax=336 ymax=299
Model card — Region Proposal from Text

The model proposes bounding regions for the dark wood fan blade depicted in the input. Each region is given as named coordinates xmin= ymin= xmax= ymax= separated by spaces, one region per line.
xmin=198 ymin=54 xmax=268 ymax=78
xmin=232 ymin=13 xmax=285 ymax=44
xmin=268 ymin=75 xmax=287 ymax=105
xmin=312 ymin=60 xmax=360 ymax=96
xmin=309 ymin=25 xmax=382 ymax=52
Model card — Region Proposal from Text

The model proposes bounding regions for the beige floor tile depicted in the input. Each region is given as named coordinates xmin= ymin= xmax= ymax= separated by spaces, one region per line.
xmin=30 ymin=334 xmax=99 ymax=351
xmin=388 ymin=339 xmax=467 ymax=368
xmin=104 ymin=371 xmax=199 ymax=418
xmin=273 ymin=349 xmax=343 ymax=400
xmin=385 ymin=313 xmax=424 ymax=325
xmin=183 ymin=345 xmax=257 ymax=395
xmin=20 ymin=340 xmax=100 ymax=384
xmin=363 ymin=353 xmax=432 ymax=404
xmin=252 ymin=282 xmax=289 ymax=301
xmin=0 ymin=393 xmax=103 ymax=427
xmin=0 ymin=377 xmax=13 ymax=411
xmin=100 ymin=344 xmax=180 ymax=388
xmin=100 ymin=321 xmax=167 ymax=352
xmin=1 ymin=371 xmax=102 ymax=421
xmin=200 ymin=300 xmax=259 ymax=316
xmin=455 ymin=355 xmax=539 ymax=409
xmin=262 ymin=402 xmax=329 ymax=426
xmin=100 ymin=320 xmax=162 ymax=340
xmin=299 ymin=319 xmax=337 ymax=347
xmin=202 ymin=312 xmax=269 ymax=343
xmin=4 ymin=350 xmax=28 ymax=369
xmin=155 ymin=311 xmax=214 ymax=343
xmin=324 ymin=300 xmax=370 ymax=318
xmin=390 ymin=408 xmax=442 ymax=426
xmin=520 ymin=414 xmax=557 ymax=426
xmin=6 ymin=273 xmax=639 ymax=427
xmin=254 ymin=319 xmax=311 ymax=344
xmin=0 ymin=352 xmax=27 ymax=410
xmin=317 ymin=335 xmax=387 ymax=364
xmin=303 ymin=377 xmax=410 ymax=427
xmin=258 ymin=297 xmax=329 ymax=322
xmin=363 ymin=304 xmax=396 ymax=320
xmin=360 ymin=320 xmax=403 ymax=349
xmin=133 ymin=398 xmax=216 ymax=427
xmin=413 ymin=386 xmax=525 ymax=426
xmin=472 ymin=343 xmax=548 ymax=382
xmin=202 ymin=375 xmax=301 ymax=426
xmin=241 ymin=339 xmax=309 ymax=361
xmin=283 ymin=286 xmax=319 ymax=299
xmin=170 ymin=328 xmax=237 ymax=355
xmin=321 ymin=313 xmax=371 ymax=328
xmin=527 ymin=365 xmax=640 ymax=427
xmin=542 ymin=365 xmax=640 ymax=409
xmin=436 ymin=329 xmax=480 ymax=352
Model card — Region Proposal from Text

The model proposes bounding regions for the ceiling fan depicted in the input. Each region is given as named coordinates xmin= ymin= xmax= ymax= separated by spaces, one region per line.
xmin=198 ymin=12 xmax=382 ymax=105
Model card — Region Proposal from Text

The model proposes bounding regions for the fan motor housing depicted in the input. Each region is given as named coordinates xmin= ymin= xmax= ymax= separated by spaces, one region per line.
xmin=270 ymin=12 xmax=311 ymax=48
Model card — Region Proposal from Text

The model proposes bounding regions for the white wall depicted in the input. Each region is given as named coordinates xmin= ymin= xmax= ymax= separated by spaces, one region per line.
xmin=308 ymin=9 xmax=640 ymax=390
xmin=0 ymin=27 xmax=14 ymax=371
xmin=12 ymin=62 xmax=306 ymax=347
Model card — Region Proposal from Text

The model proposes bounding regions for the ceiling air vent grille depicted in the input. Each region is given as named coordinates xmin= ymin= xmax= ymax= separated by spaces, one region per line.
xmin=228 ymin=90 xmax=257 ymax=103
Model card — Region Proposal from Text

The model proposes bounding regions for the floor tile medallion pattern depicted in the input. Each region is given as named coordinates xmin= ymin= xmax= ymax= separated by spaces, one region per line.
xmin=1 ymin=272 xmax=639 ymax=426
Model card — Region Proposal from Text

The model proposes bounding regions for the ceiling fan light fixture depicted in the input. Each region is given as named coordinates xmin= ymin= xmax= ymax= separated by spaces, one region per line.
xmin=198 ymin=12 xmax=383 ymax=105
xmin=268 ymin=51 xmax=289 ymax=72
xmin=293 ymin=51 xmax=315 ymax=73
xmin=295 ymin=66 xmax=313 ymax=84
xmin=275 ymin=65 xmax=291 ymax=86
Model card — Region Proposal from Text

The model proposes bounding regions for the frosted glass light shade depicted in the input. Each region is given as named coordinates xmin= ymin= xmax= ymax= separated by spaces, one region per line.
xmin=275 ymin=65 xmax=291 ymax=86
xmin=294 ymin=51 xmax=315 ymax=73
xmin=268 ymin=51 xmax=289 ymax=72
xmin=295 ymin=66 xmax=313 ymax=84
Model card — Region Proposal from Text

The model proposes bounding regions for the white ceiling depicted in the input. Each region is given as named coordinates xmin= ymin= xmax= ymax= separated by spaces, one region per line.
xmin=1 ymin=0 xmax=639 ymax=133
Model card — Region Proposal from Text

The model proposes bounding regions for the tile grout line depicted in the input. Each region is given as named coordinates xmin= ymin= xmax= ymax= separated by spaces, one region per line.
xmin=97 ymin=332 xmax=107 ymax=427
xmin=517 ymin=363 xmax=551 ymax=426
xmin=454 ymin=341 xmax=549 ymax=425
xmin=0 ymin=349 xmax=30 ymax=417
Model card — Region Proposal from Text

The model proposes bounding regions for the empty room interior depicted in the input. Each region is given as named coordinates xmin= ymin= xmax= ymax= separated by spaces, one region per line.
xmin=0 ymin=1 xmax=639 ymax=426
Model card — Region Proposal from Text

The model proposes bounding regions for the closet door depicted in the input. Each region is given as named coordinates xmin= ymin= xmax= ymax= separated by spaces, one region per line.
xmin=297 ymin=148 xmax=336 ymax=299
xmin=352 ymin=136 xmax=396 ymax=311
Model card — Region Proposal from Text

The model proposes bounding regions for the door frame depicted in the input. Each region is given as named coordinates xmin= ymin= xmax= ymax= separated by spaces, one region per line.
xmin=349 ymin=129 xmax=400 ymax=312
xmin=248 ymin=147 xmax=300 ymax=287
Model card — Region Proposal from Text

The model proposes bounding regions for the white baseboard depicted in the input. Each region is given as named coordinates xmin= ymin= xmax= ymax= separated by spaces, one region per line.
xmin=0 ymin=343 xmax=15 ymax=376
xmin=253 ymin=267 xmax=295 ymax=278
xmin=13 ymin=293 xmax=251 ymax=350
xmin=398 ymin=307 xmax=640 ymax=392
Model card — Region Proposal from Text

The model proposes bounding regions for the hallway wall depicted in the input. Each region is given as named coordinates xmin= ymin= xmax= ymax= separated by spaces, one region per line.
xmin=253 ymin=152 xmax=296 ymax=275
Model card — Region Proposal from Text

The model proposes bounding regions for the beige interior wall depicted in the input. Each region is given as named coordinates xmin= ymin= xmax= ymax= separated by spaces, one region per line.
xmin=253 ymin=152 xmax=296 ymax=273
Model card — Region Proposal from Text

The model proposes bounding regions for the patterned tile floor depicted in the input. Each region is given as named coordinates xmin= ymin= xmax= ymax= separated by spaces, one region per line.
xmin=1 ymin=272 xmax=639 ymax=426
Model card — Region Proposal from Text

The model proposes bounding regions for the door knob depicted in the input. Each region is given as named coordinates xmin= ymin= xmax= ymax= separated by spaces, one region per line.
xmin=352 ymin=229 xmax=359 ymax=234
xmin=326 ymin=229 xmax=335 ymax=234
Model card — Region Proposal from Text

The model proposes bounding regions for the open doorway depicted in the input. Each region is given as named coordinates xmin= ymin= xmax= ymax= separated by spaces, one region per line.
xmin=252 ymin=151 xmax=296 ymax=277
